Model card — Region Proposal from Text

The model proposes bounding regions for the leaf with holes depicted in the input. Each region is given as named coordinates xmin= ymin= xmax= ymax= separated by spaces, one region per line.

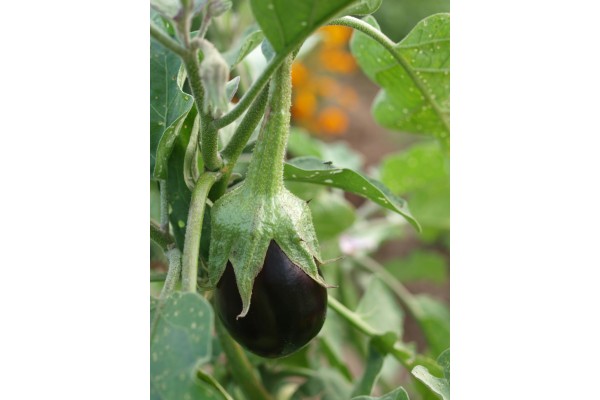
xmin=250 ymin=0 xmax=357 ymax=54
xmin=150 ymin=32 xmax=194 ymax=179
xmin=150 ymin=292 xmax=221 ymax=400
xmin=350 ymin=14 xmax=450 ymax=146
xmin=284 ymin=157 xmax=420 ymax=231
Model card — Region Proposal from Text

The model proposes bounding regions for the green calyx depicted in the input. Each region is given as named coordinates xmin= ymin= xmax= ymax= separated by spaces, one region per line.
xmin=208 ymin=55 xmax=328 ymax=318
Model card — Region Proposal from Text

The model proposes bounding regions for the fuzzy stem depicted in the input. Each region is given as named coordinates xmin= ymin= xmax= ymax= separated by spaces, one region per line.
xmin=160 ymin=248 xmax=183 ymax=299
xmin=150 ymin=221 xmax=174 ymax=251
xmin=212 ymin=52 xmax=287 ymax=130
xmin=181 ymin=172 xmax=220 ymax=292
xmin=150 ymin=22 xmax=186 ymax=57
xmin=181 ymin=51 xmax=223 ymax=171
xmin=159 ymin=180 xmax=170 ymax=232
xmin=243 ymin=55 xmax=293 ymax=197
xmin=216 ymin=319 xmax=273 ymax=400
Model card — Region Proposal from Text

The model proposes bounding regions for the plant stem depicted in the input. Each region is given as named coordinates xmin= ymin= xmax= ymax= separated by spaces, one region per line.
xmin=243 ymin=55 xmax=293 ymax=197
xmin=160 ymin=248 xmax=183 ymax=299
xmin=159 ymin=180 xmax=170 ymax=232
xmin=215 ymin=319 xmax=273 ymax=400
xmin=150 ymin=22 xmax=186 ymax=57
xmin=212 ymin=52 xmax=287 ymax=130
xmin=328 ymin=16 xmax=450 ymax=134
xmin=181 ymin=172 xmax=220 ymax=292
xmin=150 ymin=221 xmax=175 ymax=251
xmin=327 ymin=297 xmax=414 ymax=369
xmin=181 ymin=52 xmax=224 ymax=171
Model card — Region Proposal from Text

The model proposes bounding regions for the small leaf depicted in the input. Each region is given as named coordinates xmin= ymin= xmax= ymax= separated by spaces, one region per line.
xmin=437 ymin=349 xmax=450 ymax=381
xmin=151 ymin=32 xmax=194 ymax=179
xmin=352 ymin=386 xmax=410 ymax=400
xmin=350 ymin=14 xmax=450 ymax=146
xmin=412 ymin=365 xmax=449 ymax=400
xmin=150 ymin=292 xmax=221 ymax=400
xmin=223 ymin=27 xmax=265 ymax=69
xmin=250 ymin=0 xmax=356 ymax=53
xmin=284 ymin=157 xmax=420 ymax=231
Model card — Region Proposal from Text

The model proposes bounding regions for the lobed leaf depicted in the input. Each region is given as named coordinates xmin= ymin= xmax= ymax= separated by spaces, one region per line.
xmin=150 ymin=31 xmax=194 ymax=179
xmin=350 ymin=14 xmax=450 ymax=146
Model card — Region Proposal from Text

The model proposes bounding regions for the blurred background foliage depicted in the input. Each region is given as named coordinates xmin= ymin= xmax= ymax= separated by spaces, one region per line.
xmin=151 ymin=0 xmax=450 ymax=398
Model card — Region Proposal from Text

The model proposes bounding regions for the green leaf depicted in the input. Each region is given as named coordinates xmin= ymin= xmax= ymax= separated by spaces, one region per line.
xmin=151 ymin=33 xmax=194 ymax=179
xmin=309 ymin=191 xmax=356 ymax=242
xmin=222 ymin=27 xmax=265 ymax=69
xmin=166 ymin=108 xmax=198 ymax=249
xmin=352 ymin=386 xmax=410 ymax=400
xmin=356 ymin=276 xmax=403 ymax=338
xmin=412 ymin=295 xmax=449 ymax=357
xmin=288 ymin=128 xmax=364 ymax=170
xmin=384 ymin=250 xmax=447 ymax=283
xmin=351 ymin=343 xmax=385 ymax=397
xmin=341 ymin=0 xmax=383 ymax=16
xmin=412 ymin=365 xmax=449 ymax=400
xmin=250 ymin=0 xmax=357 ymax=53
xmin=284 ymin=157 xmax=420 ymax=231
xmin=350 ymin=14 xmax=450 ymax=146
xmin=380 ymin=142 xmax=449 ymax=229
xmin=150 ymin=292 xmax=221 ymax=400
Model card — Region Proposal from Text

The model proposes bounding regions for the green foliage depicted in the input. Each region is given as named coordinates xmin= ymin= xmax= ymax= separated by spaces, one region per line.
xmin=150 ymin=31 xmax=194 ymax=179
xmin=149 ymin=2 xmax=450 ymax=398
xmin=350 ymin=14 xmax=450 ymax=147
xmin=380 ymin=141 xmax=449 ymax=230
xmin=250 ymin=0 xmax=356 ymax=53
xmin=284 ymin=157 xmax=420 ymax=230
xmin=150 ymin=292 xmax=219 ymax=399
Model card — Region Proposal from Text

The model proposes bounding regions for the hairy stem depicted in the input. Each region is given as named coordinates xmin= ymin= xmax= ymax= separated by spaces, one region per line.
xmin=160 ymin=248 xmax=183 ymax=299
xmin=150 ymin=22 xmax=186 ymax=57
xmin=212 ymin=52 xmax=286 ymax=130
xmin=243 ymin=55 xmax=293 ymax=196
xmin=150 ymin=221 xmax=175 ymax=251
xmin=216 ymin=319 xmax=273 ymax=400
xmin=181 ymin=172 xmax=220 ymax=292
xmin=181 ymin=52 xmax=223 ymax=171
xmin=328 ymin=16 xmax=450 ymax=133
xmin=159 ymin=180 xmax=169 ymax=232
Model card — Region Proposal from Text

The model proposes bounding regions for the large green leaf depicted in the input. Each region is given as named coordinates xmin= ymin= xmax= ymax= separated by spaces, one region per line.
xmin=250 ymin=0 xmax=357 ymax=53
xmin=350 ymin=14 xmax=450 ymax=146
xmin=150 ymin=292 xmax=221 ymax=400
xmin=150 ymin=31 xmax=194 ymax=179
xmin=284 ymin=157 xmax=420 ymax=231
xmin=380 ymin=142 xmax=449 ymax=229
xmin=352 ymin=386 xmax=410 ymax=400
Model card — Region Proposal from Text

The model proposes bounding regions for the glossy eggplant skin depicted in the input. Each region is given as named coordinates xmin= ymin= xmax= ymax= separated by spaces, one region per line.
xmin=215 ymin=241 xmax=327 ymax=358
